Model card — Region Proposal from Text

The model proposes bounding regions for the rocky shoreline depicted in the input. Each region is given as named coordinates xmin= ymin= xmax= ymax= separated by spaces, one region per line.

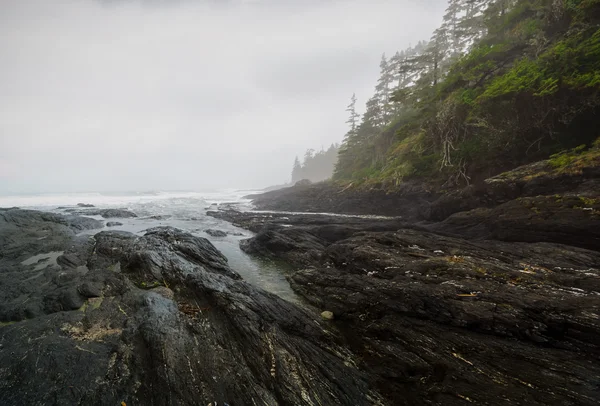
xmin=207 ymin=153 xmax=600 ymax=405
xmin=1 ymin=151 xmax=599 ymax=405
xmin=0 ymin=208 xmax=383 ymax=405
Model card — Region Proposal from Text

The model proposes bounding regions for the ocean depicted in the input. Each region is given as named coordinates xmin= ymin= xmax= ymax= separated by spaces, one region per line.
xmin=0 ymin=190 xmax=300 ymax=303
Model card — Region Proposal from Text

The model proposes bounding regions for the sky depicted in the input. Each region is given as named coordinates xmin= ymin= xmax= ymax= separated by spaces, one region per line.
xmin=0 ymin=0 xmax=446 ymax=194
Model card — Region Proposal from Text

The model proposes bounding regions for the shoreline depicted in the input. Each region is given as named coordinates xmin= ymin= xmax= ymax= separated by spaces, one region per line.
xmin=1 ymin=147 xmax=599 ymax=405
xmin=204 ymin=153 xmax=600 ymax=404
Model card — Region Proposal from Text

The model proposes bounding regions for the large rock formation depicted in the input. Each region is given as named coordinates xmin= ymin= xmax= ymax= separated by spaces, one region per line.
xmin=209 ymin=209 xmax=600 ymax=405
xmin=0 ymin=209 xmax=382 ymax=405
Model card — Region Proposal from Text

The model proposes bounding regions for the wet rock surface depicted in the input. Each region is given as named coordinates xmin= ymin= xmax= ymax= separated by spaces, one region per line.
xmin=209 ymin=209 xmax=600 ymax=405
xmin=106 ymin=221 xmax=123 ymax=227
xmin=205 ymin=228 xmax=228 ymax=237
xmin=0 ymin=209 xmax=382 ymax=406
xmin=64 ymin=208 xmax=138 ymax=218
xmin=428 ymin=195 xmax=600 ymax=250
xmin=246 ymin=181 xmax=437 ymax=219
xmin=210 ymin=152 xmax=600 ymax=405
xmin=3 ymin=148 xmax=599 ymax=405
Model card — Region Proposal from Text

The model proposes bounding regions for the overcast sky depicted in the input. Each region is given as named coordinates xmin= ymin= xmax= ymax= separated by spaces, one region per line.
xmin=0 ymin=0 xmax=446 ymax=194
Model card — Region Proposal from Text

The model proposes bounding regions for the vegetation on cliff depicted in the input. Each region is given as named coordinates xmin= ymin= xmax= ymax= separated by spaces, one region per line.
xmin=334 ymin=0 xmax=600 ymax=188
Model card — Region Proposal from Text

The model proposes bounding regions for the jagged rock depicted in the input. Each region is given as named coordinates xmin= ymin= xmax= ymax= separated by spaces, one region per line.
xmin=0 ymin=211 xmax=381 ymax=406
xmin=290 ymin=229 xmax=600 ymax=405
xmin=68 ymin=208 xmax=138 ymax=218
xmin=77 ymin=203 xmax=95 ymax=207
xmin=106 ymin=221 xmax=123 ymax=227
xmin=427 ymin=151 xmax=600 ymax=221
xmin=245 ymin=181 xmax=436 ymax=218
xmin=429 ymin=195 xmax=600 ymax=250
xmin=215 ymin=209 xmax=600 ymax=405
xmin=204 ymin=229 xmax=227 ymax=237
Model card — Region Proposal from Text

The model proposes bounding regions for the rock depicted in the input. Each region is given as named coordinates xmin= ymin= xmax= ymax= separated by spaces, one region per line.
xmin=0 ymin=211 xmax=380 ymax=405
xmin=295 ymin=178 xmax=312 ymax=186
xmin=95 ymin=209 xmax=137 ymax=218
xmin=429 ymin=195 xmax=600 ymax=251
xmin=240 ymin=225 xmax=327 ymax=266
xmin=145 ymin=215 xmax=171 ymax=220
xmin=0 ymin=208 xmax=102 ymax=265
xmin=77 ymin=203 xmax=95 ymax=207
xmin=210 ymin=210 xmax=410 ymax=266
xmin=69 ymin=208 xmax=137 ymax=218
xmin=106 ymin=221 xmax=123 ymax=227
xmin=204 ymin=229 xmax=227 ymax=237
xmin=214 ymin=208 xmax=600 ymax=405
xmin=427 ymin=150 xmax=600 ymax=221
xmin=150 ymin=286 xmax=174 ymax=300
xmin=321 ymin=310 xmax=334 ymax=320
xmin=246 ymin=181 xmax=436 ymax=218
xmin=288 ymin=229 xmax=600 ymax=405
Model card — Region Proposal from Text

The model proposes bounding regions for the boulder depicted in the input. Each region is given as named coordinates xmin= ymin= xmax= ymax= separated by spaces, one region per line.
xmin=0 ymin=211 xmax=380 ymax=405
xmin=106 ymin=221 xmax=123 ymax=227
xmin=204 ymin=229 xmax=227 ymax=237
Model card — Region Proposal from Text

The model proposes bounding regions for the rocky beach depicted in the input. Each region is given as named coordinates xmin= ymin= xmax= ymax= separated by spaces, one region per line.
xmin=1 ymin=149 xmax=599 ymax=405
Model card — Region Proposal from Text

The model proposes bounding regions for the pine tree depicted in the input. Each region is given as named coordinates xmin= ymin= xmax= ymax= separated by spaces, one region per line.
xmin=375 ymin=53 xmax=395 ymax=125
xmin=291 ymin=156 xmax=302 ymax=183
xmin=442 ymin=0 xmax=465 ymax=57
xmin=345 ymin=93 xmax=360 ymax=135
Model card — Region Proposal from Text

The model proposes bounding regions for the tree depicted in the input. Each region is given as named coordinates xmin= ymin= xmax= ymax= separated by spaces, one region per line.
xmin=291 ymin=156 xmax=302 ymax=183
xmin=292 ymin=146 xmax=340 ymax=183
xmin=375 ymin=53 xmax=395 ymax=125
xmin=345 ymin=93 xmax=360 ymax=135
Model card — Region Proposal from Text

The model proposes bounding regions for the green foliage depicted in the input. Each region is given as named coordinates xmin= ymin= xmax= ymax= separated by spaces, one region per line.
xmin=548 ymin=140 xmax=600 ymax=174
xmin=549 ymin=145 xmax=587 ymax=168
xmin=333 ymin=0 xmax=600 ymax=187
xmin=481 ymin=58 xmax=544 ymax=98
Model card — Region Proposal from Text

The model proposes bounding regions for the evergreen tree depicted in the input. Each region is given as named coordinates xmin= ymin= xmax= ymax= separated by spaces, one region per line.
xmin=292 ymin=146 xmax=339 ymax=183
xmin=375 ymin=54 xmax=395 ymax=125
xmin=345 ymin=93 xmax=360 ymax=135
xmin=291 ymin=156 xmax=302 ymax=183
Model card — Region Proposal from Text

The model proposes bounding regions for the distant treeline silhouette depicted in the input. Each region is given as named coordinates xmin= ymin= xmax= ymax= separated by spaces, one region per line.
xmin=291 ymin=144 xmax=339 ymax=184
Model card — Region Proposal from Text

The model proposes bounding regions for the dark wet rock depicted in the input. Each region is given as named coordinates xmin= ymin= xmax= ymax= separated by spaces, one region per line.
xmin=208 ymin=209 xmax=405 ymax=234
xmin=288 ymin=229 xmax=600 ymax=405
xmin=204 ymin=228 xmax=227 ymax=237
xmin=246 ymin=181 xmax=437 ymax=218
xmin=0 ymin=208 xmax=102 ymax=264
xmin=0 ymin=210 xmax=102 ymax=322
xmin=106 ymin=221 xmax=123 ymax=227
xmin=208 ymin=210 xmax=410 ymax=266
xmin=77 ymin=203 xmax=95 ymax=207
xmin=93 ymin=208 xmax=138 ymax=218
xmin=241 ymin=225 xmax=327 ymax=266
xmin=429 ymin=195 xmax=600 ymax=251
xmin=0 ymin=211 xmax=381 ymax=405
xmin=214 ymin=208 xmax=600 ymax=405
xmin=68 ymin=208 xmax=137 ymax=218
xmin=145 ymin=215 xmax=171 ymax=220
xmin=427 ymin=153 xmax=600 ymax=221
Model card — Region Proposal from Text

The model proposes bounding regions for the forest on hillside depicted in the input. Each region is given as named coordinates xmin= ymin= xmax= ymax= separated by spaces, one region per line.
xmin=334 ymin=0 xmax=600 ymax=188
xmin=290 ymin=144 xmax=339 ymax=184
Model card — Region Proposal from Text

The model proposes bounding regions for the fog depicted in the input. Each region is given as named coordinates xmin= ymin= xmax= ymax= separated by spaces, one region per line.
xmin=0 ymin=0 xmax=445 ymax=194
